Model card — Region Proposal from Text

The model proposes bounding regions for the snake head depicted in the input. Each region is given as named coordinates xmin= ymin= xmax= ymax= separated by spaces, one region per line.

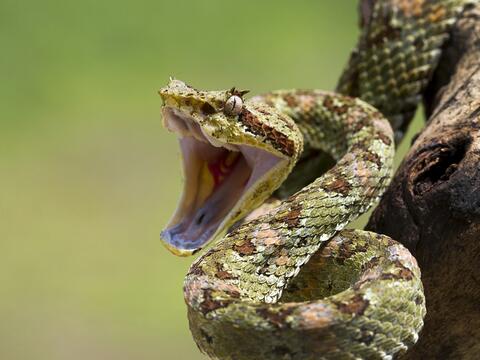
xmin=159 ymin=79 xmax=302 ymax=256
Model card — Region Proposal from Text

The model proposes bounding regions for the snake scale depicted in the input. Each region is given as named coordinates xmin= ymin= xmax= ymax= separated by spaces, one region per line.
xmin=158 ymin=1 xmax=475 ymax=359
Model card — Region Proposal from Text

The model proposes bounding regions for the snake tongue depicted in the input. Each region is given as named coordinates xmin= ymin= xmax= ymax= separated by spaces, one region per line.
xmin=161 ymin=107 xmax=284 ymax=256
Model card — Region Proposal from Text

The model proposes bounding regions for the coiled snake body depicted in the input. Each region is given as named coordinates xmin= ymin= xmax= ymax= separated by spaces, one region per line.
xmin=159 ymin=1 xmax=474 ymax=359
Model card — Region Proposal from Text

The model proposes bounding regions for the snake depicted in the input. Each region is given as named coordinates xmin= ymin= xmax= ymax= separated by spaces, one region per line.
xmin=158 ymin=1 xmax=474 ymax=359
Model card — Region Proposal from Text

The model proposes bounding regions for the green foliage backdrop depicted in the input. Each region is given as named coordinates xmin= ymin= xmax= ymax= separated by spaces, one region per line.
xmin=0 ymin=1 xmax=421 ymax=359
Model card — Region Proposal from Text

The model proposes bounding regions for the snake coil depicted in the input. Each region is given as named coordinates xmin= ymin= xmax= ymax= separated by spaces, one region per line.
xmin=159 ymin=1 xmax=475 ymax=359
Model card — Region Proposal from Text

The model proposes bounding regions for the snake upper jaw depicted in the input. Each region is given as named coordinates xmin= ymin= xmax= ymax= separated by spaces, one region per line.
xmin=160 ymin=105 xmax=290 ymax=256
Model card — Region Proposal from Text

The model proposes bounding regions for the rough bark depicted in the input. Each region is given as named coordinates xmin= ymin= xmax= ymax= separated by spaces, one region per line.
xmin=366 ymin=3 xmax=480 ymax=359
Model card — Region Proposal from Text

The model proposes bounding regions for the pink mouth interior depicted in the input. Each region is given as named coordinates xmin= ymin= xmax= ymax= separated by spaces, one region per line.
xmin=161 ymin=107 xmax=283 ymax=252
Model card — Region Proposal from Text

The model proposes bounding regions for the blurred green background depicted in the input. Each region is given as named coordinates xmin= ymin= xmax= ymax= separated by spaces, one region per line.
xmin=0 ymin=1 xmax=422 ymax=359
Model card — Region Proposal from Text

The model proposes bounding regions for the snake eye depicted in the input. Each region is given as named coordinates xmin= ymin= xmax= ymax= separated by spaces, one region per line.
xmin=224 ymin=95 xmax=243 ymax=116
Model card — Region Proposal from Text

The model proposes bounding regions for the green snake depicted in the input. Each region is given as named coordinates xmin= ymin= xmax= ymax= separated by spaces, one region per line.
xmin=158 ymin=1 xmax=474 ymax=358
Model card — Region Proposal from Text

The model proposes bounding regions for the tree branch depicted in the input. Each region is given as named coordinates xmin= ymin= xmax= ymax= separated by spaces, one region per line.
xmin=367 ymin=3 xmax=480 ymax=358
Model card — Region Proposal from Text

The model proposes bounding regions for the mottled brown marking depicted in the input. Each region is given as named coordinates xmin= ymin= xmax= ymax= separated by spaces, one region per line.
xmin=353 ymin=257 xmax=382 ymax=290
xmin=215 ymin=263 xmax=236 ymax=280
xmin=371 ymin=110 xmax=383 ymax=120
xmin=278 ymin=203 xmax=302 ymax=228
xmin=398 ymin=0 xmax=425 ymax=17
xmin=283 ymin=94 xmax=299 ymax=108
xmin=376 ymin=132 xmax=393 ymax=145
xmin=394 ymin=260 xmax=415 ymax=279
xmin=323 ymin=96 xmax=335 ymax=112
xmin=322 ymin=96 xmax=349 ymax=115
xmin=368 ymin=9 xmax=402 ymax=46
xmin=415 ymin=294 xmax=424 ymax=305
xmin=429 ymin=4 xmax=446 ymax=23
xmin=272 ymin=128 xmax=296 ymax=156
xmin=335 ymin=294 xmax=369 ymax=315
xmin=189 ymin=263 xmax=205 ymax=277
xmin=380 ymin=271 xmax=412 ymax=281
xmin=323 ymin=176 xmax=352 ymax=196
xmin=216 ymin=271 xmax=234 ymax=280
xmin=351 ymin=118 xmax=367 ymax=133
xmin=335 ymin=242 xmax=352 ymax=264
xmin=337 ymin=241 xmax=368 ymax=263
xmin=363 ymin=151 xmax=382 ymax=167
xmin=240 ymin=109 xmax=295 ymax=156
xmin=381 ymin=261 xmax=415 ymax=281
xmin=233 ymin=239 xmax=255 ymax=256
xmin=200 ymin=290 xmax=228 ymax=313
xmin=256 ymin=307 xmax=294 ymax=328
xmin=396 ymin=262 xmax=415 ymax=280
xmin=199 ymin=288 xmax=240 ymax=314
xmin=336 ymin=104 xmax=349 ymax=115
xmin=258 ymin=108 xmax=272 ymax=116
xmin=350 ymin=140 xmax=370 ymax=153
xmin=362 ymin=256 xmax=380 ymax=271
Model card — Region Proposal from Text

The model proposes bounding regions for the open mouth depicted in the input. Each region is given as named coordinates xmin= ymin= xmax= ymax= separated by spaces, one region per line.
xmin=161 ymin=106 xmax=285 ymax=254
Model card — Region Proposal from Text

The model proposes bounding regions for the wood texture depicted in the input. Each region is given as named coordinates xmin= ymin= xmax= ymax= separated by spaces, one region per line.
xmin=366 ymin=3 xmax=480 ymax=359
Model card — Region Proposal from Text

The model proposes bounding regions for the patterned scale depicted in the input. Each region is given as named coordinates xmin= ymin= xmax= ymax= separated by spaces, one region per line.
xmin=159 ymin=0 xmax=475 ymax=359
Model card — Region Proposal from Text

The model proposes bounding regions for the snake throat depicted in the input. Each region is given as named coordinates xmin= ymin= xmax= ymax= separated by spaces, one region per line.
xmin=161 ymin=106 xmax=287 ymax=255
